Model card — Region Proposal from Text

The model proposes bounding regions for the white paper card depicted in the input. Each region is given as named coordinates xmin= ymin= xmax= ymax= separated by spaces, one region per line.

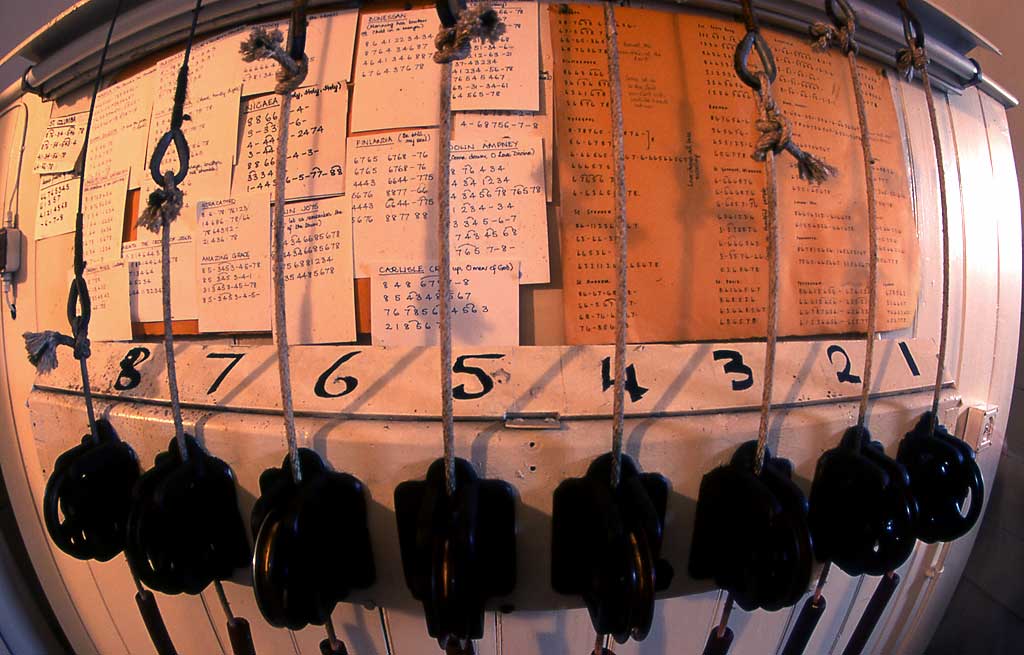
xmin=34 ymin=111 xmax=88 ymax=174
xmin=36 ymin=173 xmax=79 ymax=241
xmin=452 ymin=8 xmax=554 ymax=197
xmin=86 ymin=68 xmax=156 ymax=190
xmin=78 ymin=261 xmax=132 ymax=341
xmin=196 ymin=193 xmax=272 ymax=332
xmin=450 ymin=137 xmax=548 ymax=283
xmin=347 ymin=129 xmax=439 ymax=276
xmin=123 ymin=235 xmax=199 ymax=322
xmin=82 ymin=168 xmax=129 ymax=264
xmin=350 ymin=8 xmax=441 ymax=133
xmin=233 ymin=82 xmax=348 ymax=200
xmin=243 ymin=10 xmax=360 ymax=95
xmin=282 ymin=196 xmax=356 ymax=344
xmin=371 ymin=260 xmax=519 ymax=346
xmin=451 ymin=1 xmax=540 ymax=112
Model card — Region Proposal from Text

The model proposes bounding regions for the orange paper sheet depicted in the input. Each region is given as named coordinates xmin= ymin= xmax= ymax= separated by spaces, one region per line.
xmin=552 ymin=5 xmax=919 ymax=344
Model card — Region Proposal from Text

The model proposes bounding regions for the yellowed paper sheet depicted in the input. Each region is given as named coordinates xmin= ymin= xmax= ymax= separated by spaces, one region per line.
xmin=371 ymin=260 xmax=519 ymax=346
xmin=86 ymin=68 xmax=156 ymax=190
xmin=451 ymin=1 xmax=540 ymax=112
xmin=350 ymin=8 xmax=441 ymax=133
xmin=347 ymin=128 xmax=440 ymax=276
xmin=243 ymin=10 xmax=359 ymax=96
xmin=82 ymin=168 xmax=128 ymax=264
xmin=233 ymin=82 xmax=348 ymax=200
xmin=196 ymin=193 xmax=272 ymax=333
xmin=34 ymin=111 xmax=87 ymax=174
xmin=450 ymin=137 xmax=548 ymax=283
xmin=282 ymin=196 xmax=356 ymax=344
xmin=142 ymin=85 xmax=242 ymax=239
xmin=124 ymin=235 xmax=199 ymax=322
xmin=552 ymin=5 xmax=919 ymax=344
xmin=452 ymin=7 xmax=554 ymax=198
xmin=77 ymin=261 xmax=132 ymax=341
xmin=36 ymin=173 xmax=79 ymax=241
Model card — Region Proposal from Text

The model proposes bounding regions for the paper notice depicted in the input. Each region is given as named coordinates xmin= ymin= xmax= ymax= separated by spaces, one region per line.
xmin=86 ymin=68 xmax=156 ymax=190
xmin=282 ymin=196 xmax=356 ymax=344
xmin=196 ymin=193 xmax=272 ymax=333
xmin=551 ymin=5 xmax=918 ymax=343
xmin=82 ymin=169 xmax=128 ymax=264
xmin=347 ymin=129 xmax=439 ymax=276
xmin=78 ymin=261 xmax=132 ymax=341
xmin=153 ymin=28 xmax=244 ymax=103
xmin=123 ymin=236 xmax=199 ymax=322
xmin=453 ymin=7 xmax=554 ymax=197
xmin=350 ymin=8 xmax=441 ymax=133
xmin=142 ymin=85 xmax=242 ymax=239
xmin=450 ymin=137 xmax=548 ymax=283
xmin=233 ymin=82 xmax=348 ymax=200
xmin=452 ymin=1 xmax=540 ymax=112
xmin=34 ymin=111 xmax=88 ymax=174
xmin=243 ymin=10 xmax=359 ymax=96
xmin=371 ymin=261 xmax=519 ymax=346
xmin=35 ymin=173 xmax=79 ymax=241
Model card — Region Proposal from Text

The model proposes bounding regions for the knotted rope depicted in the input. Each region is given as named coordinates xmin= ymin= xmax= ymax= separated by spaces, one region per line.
xmin=812 ymin=0 xmax=879 ymax=429
xmin=240 ymin=27 xmax=309 ymax=95
xmin=22 ymin=0 xmax=126 ymax=443
xmin=753 ymin=74 xmax=838 ymax=184
xmin=240 ymin=5 xmax=309 ymax=487
xmin=433 ymin=3 xmax=505 ymax=64
xmin=434 ymin=3 xmax=505 ymax=497
xmin=895 ymin=0 xmax=949 ymax=429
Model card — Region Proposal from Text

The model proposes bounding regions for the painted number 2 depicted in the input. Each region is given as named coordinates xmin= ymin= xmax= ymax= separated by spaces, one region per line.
xmin=827 ymin=345 xmax=861 ymax=384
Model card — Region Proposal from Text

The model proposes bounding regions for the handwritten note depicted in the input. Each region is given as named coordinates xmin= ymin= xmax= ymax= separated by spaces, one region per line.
xmin=82 ymin=169 xmax=128 ymax=264
xmin=450 ymin=137 xmax=548 ymax=283
xmin=142 ymin=85 xmax=242 ymax=239
xmin=34 ymin=112 xmax=87 ymax=174
xmin=123 ymin=236 xmax=199 ymax=322
xmin=233 ymin=82 xmax=348 ymax=200
xmin=283 ymin=196 xmax=356 ymax=344
xmin=453 ymin=8 xmax=554 ymax=197
xmin=35 ymin=173 xmax=79 ymax=241
xmin=86 ymin=68 xmax=156 ymax=190
xmin=243 ymin=9 xmax=360 ymax=96
xmin=153 ymin=28 xmax=244 ymax=103
xmin=371 ymin=261 xmax=519 ymax=346
xmin=347 ymin=129 xmax=439 ymax=276
xmin=350 ymin=8 xmax=441 ymax=133
xmin=551 ymin=6 xmax=919 ymax=343
xmin=78 ymin=261 xmax=132 ymax=341
xmin=452 ymin=1 xmax=540 ymax=111
xmin=196 ymin=193 xmax=271 ymax=333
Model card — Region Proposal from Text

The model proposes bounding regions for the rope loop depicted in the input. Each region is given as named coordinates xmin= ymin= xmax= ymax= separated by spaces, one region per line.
xmin=240 ymin=27 xmax=309 ymax=94
xmin=66 ymin=276 xmax=93 ymax=360
xmin=734 ymin=30 xmax=777 ymax=91
xmin=433 ymin=2 xmax=506 ymax=64
xmin=148 ymin=128 xmax=190 ymax=187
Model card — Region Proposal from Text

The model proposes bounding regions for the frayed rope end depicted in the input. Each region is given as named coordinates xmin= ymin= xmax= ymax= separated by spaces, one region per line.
xmin=138 ymin=177 xmax=184 ymax=232
xmin=240 ymin=27 xmax=285 ymax=63
xmin=434 ymin=4 xmax=507 ymax=64
xmin=795 ymin=151 xmax=838 ymax=184
xmin=24 ymin=330 xmax=72 ymax=374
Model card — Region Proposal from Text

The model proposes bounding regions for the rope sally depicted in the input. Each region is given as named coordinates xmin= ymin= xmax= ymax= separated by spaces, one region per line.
xmin=393 ymin=4 xmax=516 ymax=653
xmin=550 ymin=5 xmax=672 ymax=652
xmin=692 ymin=5 xmax=823 ymax=651
xmin=243 ymin=3 xmax=374 ymax=652
xmin=26 ymin=2 xmax=181 ymax=654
